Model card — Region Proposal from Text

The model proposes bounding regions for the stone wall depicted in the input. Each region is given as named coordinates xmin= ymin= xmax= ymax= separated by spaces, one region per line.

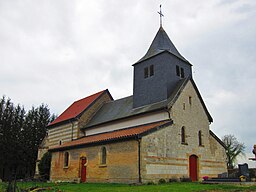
xmin=48 ymin=122 xmax=79 ymax=148
xmin=50 ymin=140 xmax=139 ymax=183
xmin=140 ymin=80 xmax=227 ymax=183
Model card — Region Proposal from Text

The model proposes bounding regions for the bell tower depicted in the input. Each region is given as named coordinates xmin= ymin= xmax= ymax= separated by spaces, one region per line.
xmin=132 ymin=11 xmax=192 ymax=108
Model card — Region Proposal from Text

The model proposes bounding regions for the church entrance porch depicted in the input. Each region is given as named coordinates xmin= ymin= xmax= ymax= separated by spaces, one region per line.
xmin=80 ymin=157 xmax=87 ymax=182
xmin=189 ymin=155 xmax=198 ymax=181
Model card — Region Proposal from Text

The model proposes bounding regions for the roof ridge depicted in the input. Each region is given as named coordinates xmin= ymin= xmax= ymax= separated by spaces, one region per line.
xmin=74 ymin=89 xmax=107 ymax=103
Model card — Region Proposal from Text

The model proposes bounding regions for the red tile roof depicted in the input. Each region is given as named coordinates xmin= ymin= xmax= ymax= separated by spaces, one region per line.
xmin=49 ymin=90 xmax=107 ymax=127
xmin=49 ymin=120 xmax=172 ymax=151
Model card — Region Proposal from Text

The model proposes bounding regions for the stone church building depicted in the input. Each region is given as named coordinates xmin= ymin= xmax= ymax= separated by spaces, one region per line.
xmin=40 ymin=25 xmax=227 ymax=183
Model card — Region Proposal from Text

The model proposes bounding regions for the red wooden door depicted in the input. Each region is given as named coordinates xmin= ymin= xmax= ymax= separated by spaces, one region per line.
xmin=81 ymin=158 xmax=87 ymax=182
xmin=189 ymin=155 xmax=198 ymax=181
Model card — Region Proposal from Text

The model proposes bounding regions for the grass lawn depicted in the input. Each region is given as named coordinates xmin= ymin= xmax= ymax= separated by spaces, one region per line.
xmin=1 ymin=182 xmax=256 ymax=192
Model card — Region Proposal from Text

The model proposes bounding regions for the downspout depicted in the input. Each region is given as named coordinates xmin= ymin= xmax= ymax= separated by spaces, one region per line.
xmin=137 ymin=138 xmax=142 ymax=183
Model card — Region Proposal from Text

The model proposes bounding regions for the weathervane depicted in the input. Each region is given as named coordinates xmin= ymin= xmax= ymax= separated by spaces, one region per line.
xmin=158 ymin=4 xmax=164 ymax=27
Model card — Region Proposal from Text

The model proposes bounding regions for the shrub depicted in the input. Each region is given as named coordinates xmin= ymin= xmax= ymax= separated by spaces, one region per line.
xmin=169 ymin=177 xmax=178 ymax=182
xmin=158 ymin=178 xmax=166 ymax=184
xmin=146 ymin=181 xmax=155 ymax=185
xmin=180 ymin=176 xmax=191 ymax=182
xmin=38 ymin=152 xmax=52 ymax=180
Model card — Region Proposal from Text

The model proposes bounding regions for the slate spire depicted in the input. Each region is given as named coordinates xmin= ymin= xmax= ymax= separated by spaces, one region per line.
xmin=136 ymin=26 xmax=188 ymax=64
xmin=133 ymin=26 xmax=192 ymax=108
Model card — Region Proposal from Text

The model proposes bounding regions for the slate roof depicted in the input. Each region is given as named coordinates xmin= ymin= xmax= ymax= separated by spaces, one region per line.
xmin=83 ymin=95 xmax=167 ymax=129
xmin=49 ymin=120 xmax=172 ymax=151
xmin=83 ymin=76 xmax=212 ymax=129
xmin=48 ymin=89 xmax=111 ymax=128
xmin=83 ymin=79 xmax=181 ymax=129
xmin=135 ymin=26 xmax=189 ymax=64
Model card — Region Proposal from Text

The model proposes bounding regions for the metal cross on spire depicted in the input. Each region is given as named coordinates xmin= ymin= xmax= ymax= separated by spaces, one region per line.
xmin=158 ymin=4 xmax=164 ymax=27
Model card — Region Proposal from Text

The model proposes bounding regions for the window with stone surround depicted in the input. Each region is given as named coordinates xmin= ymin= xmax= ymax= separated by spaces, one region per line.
xmin=64 ymin=152 xmax=69 ymax=168
xmin=181 ymin=126 xmax=187 ymax=144
xmin=189 ymin=96 xmax=192 ymax=105
xmin=198 ymin=130 xmax=203 ymax=146
xmin=183 ymin=102 xmax=186 ymax=110
xmin=100 ymin=146 xmax=107 ymax=165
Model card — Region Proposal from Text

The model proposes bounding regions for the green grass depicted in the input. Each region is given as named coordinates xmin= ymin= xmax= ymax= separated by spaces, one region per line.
xmin=1 ymin=182 xmax=256 ymax=192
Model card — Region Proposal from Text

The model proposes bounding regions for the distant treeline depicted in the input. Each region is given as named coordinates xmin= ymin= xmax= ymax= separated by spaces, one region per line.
xmin=0 ymin=96 xmax=55 ymax=181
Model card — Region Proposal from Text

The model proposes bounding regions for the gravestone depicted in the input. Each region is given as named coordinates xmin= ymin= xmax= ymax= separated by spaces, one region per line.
xmin=238 ymin=163 xmax=250 ymax=179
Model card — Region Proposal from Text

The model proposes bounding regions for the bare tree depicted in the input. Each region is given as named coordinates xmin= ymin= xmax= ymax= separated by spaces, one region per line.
xmin=222 ymin=134 xmax=245 ymax=169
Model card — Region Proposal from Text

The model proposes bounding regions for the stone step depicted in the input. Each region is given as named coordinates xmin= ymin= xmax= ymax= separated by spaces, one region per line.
xmin=205 ymin=178 xmax=240 ymax=182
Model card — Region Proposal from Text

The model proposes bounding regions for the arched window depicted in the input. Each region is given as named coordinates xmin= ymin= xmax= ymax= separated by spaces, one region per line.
xmin=198 ymin=131 xmax=203 ymax=146
xmin=181 ymin=126 xmax=186 ymax=144
xmin=101 ymin=147 xmax=107 ymax=165
xmin=64 ymin=152 xmax=69 ymax=167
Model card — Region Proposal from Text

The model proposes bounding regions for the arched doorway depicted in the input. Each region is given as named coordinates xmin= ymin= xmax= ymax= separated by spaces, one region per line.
xmin=80 ymin=157 xmax=87 ymax=182
xmin=189 ymin=155 xmax=198 ymax=181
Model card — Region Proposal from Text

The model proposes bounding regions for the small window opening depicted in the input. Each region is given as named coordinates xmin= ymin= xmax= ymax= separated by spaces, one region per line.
xmin=189 ymin=96 xmax=192 ymax=105
xmin=149 ymin=65 xmax=154 ymax=76
xmin=183 ymin=103 xmax=186 ymax=110
xmin=181 ymin=127 xmax=186 ymax=144
xmin=176 ymin=65 xmax=180 ymax=76
xmin=144 ymin=67 xmax=149 ymax=78
xmin=198 ymin=131 xmax=203 ymax=146
xmin=101 ymin=147 xmax=107 ymax=165
xmin=181 ymin=68 xmax=184 ymax=78
xmin=64 ymin=152 xmax=69 ymax=167
xmin=59 ymin=140 xmax=62 ymax=145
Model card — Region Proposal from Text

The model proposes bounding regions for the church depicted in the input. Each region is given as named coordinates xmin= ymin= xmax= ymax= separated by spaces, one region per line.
xmin=39 ymin=18 xmax=227 ymax=183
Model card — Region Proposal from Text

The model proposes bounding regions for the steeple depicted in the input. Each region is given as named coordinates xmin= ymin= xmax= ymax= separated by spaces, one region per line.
xmin=132 ymin=7 xmax=192 ymax=108
xmin=136 ymin=26 xmax=188 ymax=64
xmin=133 ymin=26 xmax=192 ymax=108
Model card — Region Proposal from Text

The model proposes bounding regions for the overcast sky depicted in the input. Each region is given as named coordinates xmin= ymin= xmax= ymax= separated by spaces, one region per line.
xmin=1 ymin=0 xmax=256 ymax=166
